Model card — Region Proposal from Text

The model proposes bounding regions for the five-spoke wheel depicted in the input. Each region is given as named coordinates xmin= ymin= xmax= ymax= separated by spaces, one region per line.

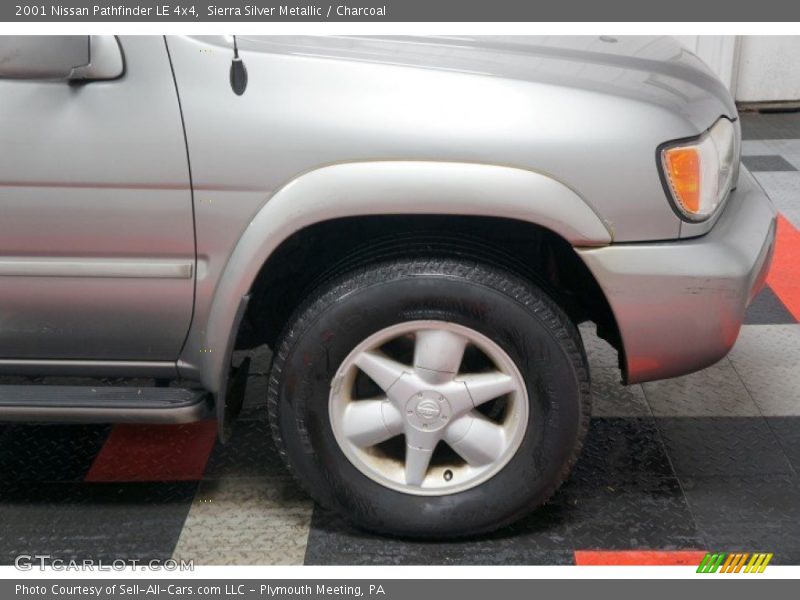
xmin=330 ymin=321 xmax=528 ymax=494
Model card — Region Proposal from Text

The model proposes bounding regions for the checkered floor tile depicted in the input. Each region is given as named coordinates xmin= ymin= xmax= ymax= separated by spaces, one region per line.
xmin=1 ymin=111 xmax=799 ymax=566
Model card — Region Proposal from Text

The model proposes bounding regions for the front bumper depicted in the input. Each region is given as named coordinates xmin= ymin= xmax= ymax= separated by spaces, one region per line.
xmin=578 ymin=168 xmax=777 ymax=384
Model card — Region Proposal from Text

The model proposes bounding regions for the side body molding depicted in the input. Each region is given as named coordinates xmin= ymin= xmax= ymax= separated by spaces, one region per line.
xmin=187 ymin=161 xmax=612 ymax=393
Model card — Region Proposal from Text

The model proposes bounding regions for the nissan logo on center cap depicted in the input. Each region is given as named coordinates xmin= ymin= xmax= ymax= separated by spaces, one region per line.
xmin=415 ymin=399 xmax=442 ymax=420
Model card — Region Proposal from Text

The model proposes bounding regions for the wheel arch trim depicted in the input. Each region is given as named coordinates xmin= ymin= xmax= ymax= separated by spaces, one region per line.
xmin=188 ymin=160 xmax=612 ymax=393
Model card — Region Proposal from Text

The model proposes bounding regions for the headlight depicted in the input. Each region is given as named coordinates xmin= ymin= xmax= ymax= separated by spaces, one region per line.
xmin=659 ymin=117 xmax=737 ymax=222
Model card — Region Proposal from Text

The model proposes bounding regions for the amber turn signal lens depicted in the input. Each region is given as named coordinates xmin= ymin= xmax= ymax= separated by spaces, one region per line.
xmin=663 ymin=147 xmax=700 ymax=214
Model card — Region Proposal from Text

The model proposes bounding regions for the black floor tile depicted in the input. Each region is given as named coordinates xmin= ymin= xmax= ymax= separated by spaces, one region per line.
xmin=745 ymin=286 xmax=798 ymax=325
xmin=656 ymin=417 xmax=795 ymax=480
xmin=571 ymin=418 xmax=675 ymax=484
xmin=0 ymin=481 xmax=196 ymax=563
xmin=742 ymin=155 xmax=798 ymax=172
xmin=681 ymin=475 xmax=800 ymax=562
xmin=304 ymin=471 xmax=701 ymax=565
xmin=203 ymin=419 xmax=285 ymax=479
xmin=767 ymin=418 xmax=800 ymax=474
xmin=741 ymin=111 xmax=800 ymax=140
xmin=540 ymin=418 xmax=701 ymax=551
xmin=304 ymin=506 xmax=575 ymax=565
xmin=238 ymin=375 xmax=269 ymax=422
xmin=0 ymin=424 xmax=111 ymax=482
xmin=545 ymin=476 xmax=704 ymax=551
xmin=770 ymin=550 xmax=800 ymax=566
xmin=304 ymin=417 xmax=702 ymax=564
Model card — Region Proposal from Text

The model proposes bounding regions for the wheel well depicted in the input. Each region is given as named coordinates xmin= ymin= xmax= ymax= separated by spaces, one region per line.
xmin=237 ymin=215 xmax=623 ymax=370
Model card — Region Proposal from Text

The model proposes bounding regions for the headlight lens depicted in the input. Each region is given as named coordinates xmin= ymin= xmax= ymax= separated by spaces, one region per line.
xmin=660 ymin=118 xmax=736 ymax=221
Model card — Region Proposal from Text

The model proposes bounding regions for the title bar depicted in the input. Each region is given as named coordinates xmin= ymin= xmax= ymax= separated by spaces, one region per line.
xmin=4 ymin=0 xmax=800 ymax=22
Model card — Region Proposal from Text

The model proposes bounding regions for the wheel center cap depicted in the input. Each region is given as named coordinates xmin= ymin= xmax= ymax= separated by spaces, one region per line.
xmin=406 ymin=390 xmax=451 ymax=431
xmin=415 ymin=399 xmax=441 ymax=420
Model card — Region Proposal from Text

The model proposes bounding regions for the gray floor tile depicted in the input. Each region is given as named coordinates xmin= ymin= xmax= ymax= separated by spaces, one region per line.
xmin=172 ymin=476 xmax=312 ymax=565
xmin=728 ymin=325 xmax=800 ymax=370
xmin=784 ymin=154 xmax=800 ymax=171
xmin=741 ymin=112 xmax=800 ymax=140
xmin=760 ymin=138 xmax=800 ymax=172
xmin=751 ymin=171 xmax=800 ymax=229
xmin=765 ymin=139 xmax=800 ymax=155
xmin=741 ymin=140 xmax=775 ymax=155
xmin=580 ymin=323 xmax=619 ymax=368
xmin=642 ymin=362 xmax=759 ymax=417
xmin=742 ymin=155 xmax=797 ymax=172
xmin=590 ymin=367 xmax=651 ymax=418
xmin=744 ymin=286 xmax=796 ymax=325
xmin=733 ymin=364 xmax=800 ymax=416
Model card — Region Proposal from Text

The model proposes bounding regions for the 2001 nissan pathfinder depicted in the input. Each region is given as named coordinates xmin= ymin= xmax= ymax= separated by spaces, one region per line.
xmin=0 ymin=35 xmax=776 ymax=536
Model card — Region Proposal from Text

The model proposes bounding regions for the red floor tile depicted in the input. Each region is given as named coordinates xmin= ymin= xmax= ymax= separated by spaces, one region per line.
xmin=768 ymin=215 xmax=800 ymax=321
xmin=85 ymin=421 xmax=218 ymax=482
xmin=574 ymin=550 xmax=707 ymax=566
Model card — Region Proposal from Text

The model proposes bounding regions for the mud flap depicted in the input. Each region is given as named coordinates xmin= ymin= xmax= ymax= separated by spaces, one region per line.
xmin=219 ymin=356 xmax=250 ymax=442
xmin=216 ymin=294 xmax=251 ymax=443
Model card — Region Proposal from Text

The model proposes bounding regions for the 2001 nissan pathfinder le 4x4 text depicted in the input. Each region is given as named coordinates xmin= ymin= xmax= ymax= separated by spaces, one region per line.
xmin=0 ymin=35 xmax=776 ymax=536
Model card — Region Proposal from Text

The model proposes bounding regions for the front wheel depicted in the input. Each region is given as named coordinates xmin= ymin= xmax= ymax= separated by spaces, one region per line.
xmin=267 ymin=258 xmax=591 ymax=537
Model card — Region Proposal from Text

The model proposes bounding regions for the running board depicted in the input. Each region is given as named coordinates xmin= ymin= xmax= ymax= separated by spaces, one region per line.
xmin=0 ymin=385 xmax=211 ymax=424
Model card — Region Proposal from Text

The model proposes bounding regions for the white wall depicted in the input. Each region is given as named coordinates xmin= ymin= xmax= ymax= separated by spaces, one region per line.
xmin=735 ymin=36 xmax=800 ymax=102
xmin=675 ymin=35 xmax=800 ymax=103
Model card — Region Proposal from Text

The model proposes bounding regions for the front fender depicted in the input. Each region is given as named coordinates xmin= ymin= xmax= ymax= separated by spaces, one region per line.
xmin=193 ymin=161 xmax=611 ymax=394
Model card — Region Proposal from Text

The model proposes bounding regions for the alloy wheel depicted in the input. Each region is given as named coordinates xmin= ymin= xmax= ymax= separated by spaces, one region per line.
xmin=329 ymin=320 xmax=529 ymax=495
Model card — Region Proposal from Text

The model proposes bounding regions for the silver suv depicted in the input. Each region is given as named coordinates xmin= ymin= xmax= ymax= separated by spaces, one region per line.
xmin=0 ymin=35 xmax=776 ymax=536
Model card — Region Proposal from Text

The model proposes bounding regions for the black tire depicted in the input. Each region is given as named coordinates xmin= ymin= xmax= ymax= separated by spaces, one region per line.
xmin=267 ymin=257 xmax=591 ymax=537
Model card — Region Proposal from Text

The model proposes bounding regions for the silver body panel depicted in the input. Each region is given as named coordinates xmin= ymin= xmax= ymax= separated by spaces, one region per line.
xmin=580 ymin=169 xmax=776 ymax=383
xmin=0 ymin=35 xmax=774 ymax=401
xmin=0 ymin=36 xmax=194 ymax=360
xmin=169 ymin=35 xmax=735 ymax=243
